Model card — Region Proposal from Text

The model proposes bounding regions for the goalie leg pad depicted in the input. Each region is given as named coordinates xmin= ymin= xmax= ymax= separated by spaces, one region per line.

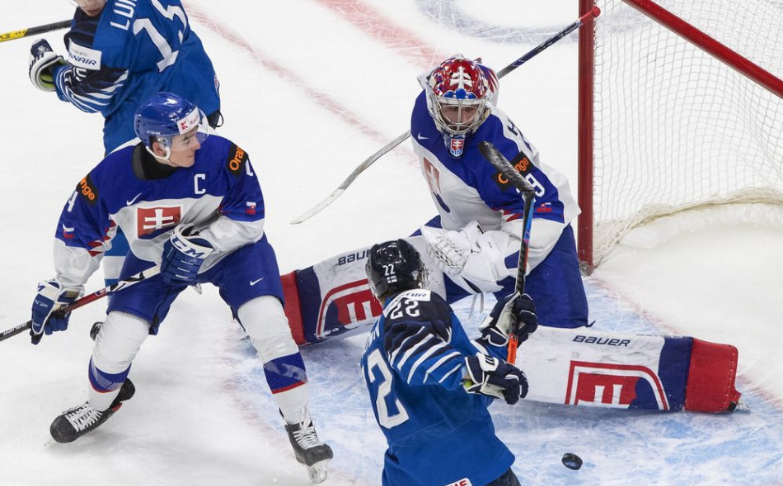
xmin=684 ymin=338 xmax=741 ymax=413
xmin=280 ymin=238 xmax=447 ymax=345
xmin=519 ymin=326 xmax=740 ymax=412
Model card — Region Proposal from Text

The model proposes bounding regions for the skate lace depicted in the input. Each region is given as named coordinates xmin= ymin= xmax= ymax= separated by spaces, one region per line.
xmin=64 ymin=403 xmax=103 ymax=431
xmin=293 ymin=422 xmax=321 ymax=449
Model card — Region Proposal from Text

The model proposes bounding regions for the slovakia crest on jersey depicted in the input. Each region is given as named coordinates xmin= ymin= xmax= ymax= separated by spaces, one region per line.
xmin=449 ymin=136 xmax=465 ymax=158
xmin=137 ymin=206 xmax=182 ymax=238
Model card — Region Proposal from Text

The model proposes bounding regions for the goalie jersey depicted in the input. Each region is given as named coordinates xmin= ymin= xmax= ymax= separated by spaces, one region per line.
xmin=360 ymin=289 xmax=515 ymax=486
xmin=410 ymin=91 xmax=580 ymax=236
xmin=54 ymin=0 xmax=220 ymax=152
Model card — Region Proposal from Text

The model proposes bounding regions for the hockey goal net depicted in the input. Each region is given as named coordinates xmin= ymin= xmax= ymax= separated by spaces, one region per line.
xmin=578 ymin=0 xmax=783 ymax=271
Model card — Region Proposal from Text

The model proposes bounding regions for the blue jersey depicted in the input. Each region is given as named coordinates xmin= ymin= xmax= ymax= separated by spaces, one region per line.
xmin=52 ymin=135 xmax=265 ymax=290
xmin=54 ymin=0 xmax=220 ymax=152
xmin=360 ymin=289 xmax=514 ymax=486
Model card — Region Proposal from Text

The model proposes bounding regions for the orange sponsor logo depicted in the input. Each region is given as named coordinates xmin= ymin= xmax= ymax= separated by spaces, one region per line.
xmin=229 ymin=147 xmax=245 ymax=172
xmin=79 ymin=177 xmax=96 ymax=201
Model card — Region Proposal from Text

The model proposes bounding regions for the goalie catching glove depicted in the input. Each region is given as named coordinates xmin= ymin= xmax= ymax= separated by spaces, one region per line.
xmin=30 ymin=279 xmax=82 ymax=345
xmin=29 ymin=39 xmax=66 ymax=92
xmin=161 ymin=224 xmax=214 ymax=286
xmin=479 ymin=292 xmax=538 ymax=348
xmin=463 ymin=354 xmax=528 ymax=405
xmin=421 ymin=221 xmax=516 ymax=293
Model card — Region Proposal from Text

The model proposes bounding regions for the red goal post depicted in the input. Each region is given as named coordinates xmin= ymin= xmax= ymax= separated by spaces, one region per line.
xmin=577 ymin=0 xmax=783 ymax=271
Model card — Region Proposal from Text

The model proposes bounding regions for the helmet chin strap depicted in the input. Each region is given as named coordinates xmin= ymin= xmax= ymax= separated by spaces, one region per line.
xmin=146 ymin=139 xmax=172 ymax=162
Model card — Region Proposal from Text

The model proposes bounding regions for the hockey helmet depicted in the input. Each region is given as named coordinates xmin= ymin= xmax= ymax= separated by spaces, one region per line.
xmin=133 ymin=92 xmax=209 ymax=156
xmin=366 ymin=239 xmax=427 ymax=299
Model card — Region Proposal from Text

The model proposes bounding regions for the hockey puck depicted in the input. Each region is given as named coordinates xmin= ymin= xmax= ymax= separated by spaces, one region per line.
xmin=562 ymin=453 xmax=583 ymax=470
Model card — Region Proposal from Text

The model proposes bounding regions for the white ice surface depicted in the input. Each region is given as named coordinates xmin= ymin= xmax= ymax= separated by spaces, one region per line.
xmin=1 ymin=1 xmax=782 ymax=485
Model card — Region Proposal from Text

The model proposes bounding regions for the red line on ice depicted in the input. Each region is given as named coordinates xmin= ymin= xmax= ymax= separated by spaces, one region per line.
xmin=313 ymin=0 xmax=448 ymax=68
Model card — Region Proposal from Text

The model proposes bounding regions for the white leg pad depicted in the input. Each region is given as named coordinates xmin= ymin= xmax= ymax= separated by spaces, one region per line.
xmin=237 ymin=296 xmax=300 ymax=362
xmin=89 ymin=311 xmax=150 ymax=410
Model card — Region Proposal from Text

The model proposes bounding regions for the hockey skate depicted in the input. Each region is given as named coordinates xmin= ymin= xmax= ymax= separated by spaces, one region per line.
xmin=50 ymin=378 xmax=135 ymax=443
xmin=285 ymin=417 xmax=334 ymax=484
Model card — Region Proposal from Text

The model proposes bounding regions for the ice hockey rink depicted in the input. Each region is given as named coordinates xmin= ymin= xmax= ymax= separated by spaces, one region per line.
xmin=1 ymin=0 xmax=783 ymax=484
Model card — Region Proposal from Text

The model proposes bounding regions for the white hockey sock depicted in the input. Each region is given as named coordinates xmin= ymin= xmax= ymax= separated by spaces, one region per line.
xmin=275 ymin=385 xmax=311 ymax=425
xmin=89 ymin=311 xmax=150 ymax=411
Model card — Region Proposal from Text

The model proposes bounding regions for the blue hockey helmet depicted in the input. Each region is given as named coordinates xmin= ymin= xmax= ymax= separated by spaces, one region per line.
xmin=366 ymin=239 xmax=427 ymax=299
xmin=133 ymin=92 xmax=209 ymax=154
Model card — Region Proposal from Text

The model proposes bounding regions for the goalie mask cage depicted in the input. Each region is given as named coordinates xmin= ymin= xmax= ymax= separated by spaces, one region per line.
xmin=577 ymin=0 xmax=783 ymax=271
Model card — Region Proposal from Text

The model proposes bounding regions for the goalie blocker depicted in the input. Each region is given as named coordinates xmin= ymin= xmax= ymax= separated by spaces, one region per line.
xmin=280 ymin=240 xmax=740 ymax=414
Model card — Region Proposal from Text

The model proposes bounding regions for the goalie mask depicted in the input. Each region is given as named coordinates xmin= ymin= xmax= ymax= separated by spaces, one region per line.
xmin=420 ymin=55 xmax=498 ymax=158
xmin=366 ymin=239 xmax=427 ymax=299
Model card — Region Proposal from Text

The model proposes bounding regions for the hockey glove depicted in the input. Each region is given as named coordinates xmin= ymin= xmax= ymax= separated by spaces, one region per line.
xmin=161 ymin=224 xmax=214 ymax=286
xmin=479 ymin=293 xmax=538 ymax=348
xmin=421 ymin=221 xmax=510 ymax=293
xmin=30 ymin=279 xmax=82 ymax=345
xmin=29 ymin=39 xmax=66 ymax=92
xmin=463 ymin=354 xmax=528 ymax=405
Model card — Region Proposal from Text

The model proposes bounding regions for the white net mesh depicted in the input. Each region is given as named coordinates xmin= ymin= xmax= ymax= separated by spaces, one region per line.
xmin=590 ymin=0 xmax=783 ymax=266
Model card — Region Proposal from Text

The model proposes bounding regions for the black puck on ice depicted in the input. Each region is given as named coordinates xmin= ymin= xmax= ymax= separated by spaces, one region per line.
xmin=562 ymin=453 xmax=583 ymax=470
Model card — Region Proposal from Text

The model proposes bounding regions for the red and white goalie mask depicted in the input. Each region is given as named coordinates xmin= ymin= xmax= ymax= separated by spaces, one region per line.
xmin=420 ymin=55 xmax=499 ymax=138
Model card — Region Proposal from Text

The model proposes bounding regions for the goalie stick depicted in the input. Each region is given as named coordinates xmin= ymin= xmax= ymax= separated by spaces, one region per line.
xmin=290 ymin=6 xmax=601 ymax=225
xmin=478 ymin=141 xmax=536 ymax=365
xmin=0 ymin=20 xmax=70 ymax=44
xmin=0 ymin=265 xmax=160 ymax=342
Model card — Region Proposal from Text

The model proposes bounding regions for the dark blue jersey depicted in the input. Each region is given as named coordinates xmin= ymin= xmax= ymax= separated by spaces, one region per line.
xmin=53 ymin=0 xmax=220 ymax=152
xmin=361 ymin=289 xmax=514 ymax=486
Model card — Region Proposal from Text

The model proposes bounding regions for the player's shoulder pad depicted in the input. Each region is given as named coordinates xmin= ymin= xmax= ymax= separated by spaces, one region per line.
xmin=226 ymin=143 xmax=249 ymax=177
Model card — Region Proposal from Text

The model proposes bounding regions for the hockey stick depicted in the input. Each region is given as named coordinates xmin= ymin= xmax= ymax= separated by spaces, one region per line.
xmin=0 ymin=265 xmax=160 ymax=342
xmin=290 ymin=6 xmax=601 ymax=225
xmin=477 ymin=141 xmax=535 ymax=365
xmin=0 ymin=20 xmax=71 ymax=44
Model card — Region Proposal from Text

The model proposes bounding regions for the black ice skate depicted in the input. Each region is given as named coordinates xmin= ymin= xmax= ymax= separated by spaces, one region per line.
xmin=285 ymin=418 xmax=334 ymax=484
xmin=50 ymin=378 xmax=135 ymax=443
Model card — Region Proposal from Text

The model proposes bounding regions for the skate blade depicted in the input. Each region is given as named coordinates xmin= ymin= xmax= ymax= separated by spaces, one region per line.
xmin=306 ymin=460 xmax=329 ymax=484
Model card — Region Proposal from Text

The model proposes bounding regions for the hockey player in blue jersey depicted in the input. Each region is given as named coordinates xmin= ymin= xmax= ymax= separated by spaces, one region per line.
xmin=28 ymin=0 xmax=221 ymax=154
xmin=29 ymin=92 xmax=332 ymax=484
xmin=413 ymin=55 xmax=587 ymax=329
xmin=361 ymin=239 xmax=538 ymax=486
xmin=29 ymin=0 xmax=222 ymax=291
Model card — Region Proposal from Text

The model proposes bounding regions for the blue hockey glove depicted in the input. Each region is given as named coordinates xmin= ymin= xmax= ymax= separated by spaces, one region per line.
xmin=463 ymin=354 xmax=528 ymax=405
xmin=30 ymin=279 xmax=82 ymax=345
xmin=161 ymin=224 xmax=214 ymax=286
xmin=29 ymin=39 xmax=66 ymax=92
xmin=479 ymin=293 xmax=538 ymax=348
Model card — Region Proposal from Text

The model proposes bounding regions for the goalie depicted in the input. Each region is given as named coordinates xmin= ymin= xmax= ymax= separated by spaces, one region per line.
xmin=283 ymin=55 xmax=586 ymax=344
